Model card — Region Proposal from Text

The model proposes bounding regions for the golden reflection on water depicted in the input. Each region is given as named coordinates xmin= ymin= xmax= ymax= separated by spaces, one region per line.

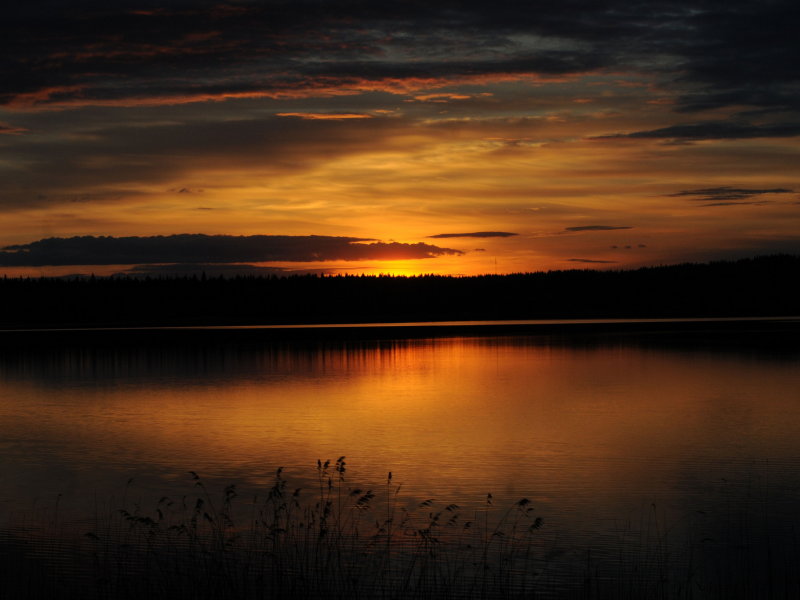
xmin=1 ymin=337 xmax=800 ymax=532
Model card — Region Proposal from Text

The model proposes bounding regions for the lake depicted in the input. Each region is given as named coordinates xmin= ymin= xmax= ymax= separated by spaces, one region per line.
xmin=2 ymin=320 xmax=800 ymax=587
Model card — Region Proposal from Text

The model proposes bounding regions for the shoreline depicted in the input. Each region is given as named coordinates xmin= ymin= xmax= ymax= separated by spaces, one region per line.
xmin=2 ymin=315 xmax=799 ymax=347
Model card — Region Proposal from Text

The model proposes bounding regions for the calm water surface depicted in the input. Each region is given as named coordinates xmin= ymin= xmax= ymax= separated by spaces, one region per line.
xmin=2 ymin=332 xmax=800 ymax=554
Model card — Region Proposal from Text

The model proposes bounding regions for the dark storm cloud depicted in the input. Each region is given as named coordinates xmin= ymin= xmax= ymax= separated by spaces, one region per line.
xmin=427 ymin=232 xmax=518 ymax=238
xmin=601 ymin=121 xmax=800 ymax=142
xmin=565 ymin=226 xmax=632 ymax=232
xmin=0 ymin=234 xmax=463 ymax=267
xmin=1 ymin=1 xmax=798 ymax=122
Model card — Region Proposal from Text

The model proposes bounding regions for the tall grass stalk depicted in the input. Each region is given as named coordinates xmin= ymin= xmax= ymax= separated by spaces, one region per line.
xmin=2 ymin=462 xmax=545 ymax=600
xmin=2 ymin=462 xmax=799 ymax=600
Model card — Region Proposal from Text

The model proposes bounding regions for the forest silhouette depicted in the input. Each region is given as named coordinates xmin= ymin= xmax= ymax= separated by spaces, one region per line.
xmin=1 ymin=255 xmax=798 ymax=329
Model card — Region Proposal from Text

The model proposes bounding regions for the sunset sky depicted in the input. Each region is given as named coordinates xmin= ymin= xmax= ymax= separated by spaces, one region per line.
xmin=1 ymin=1 xmax=799 ymax=277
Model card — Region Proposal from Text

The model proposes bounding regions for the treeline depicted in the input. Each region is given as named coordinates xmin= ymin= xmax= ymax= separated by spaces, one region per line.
xmin=1 ymin=255 xmax=798 ymax=328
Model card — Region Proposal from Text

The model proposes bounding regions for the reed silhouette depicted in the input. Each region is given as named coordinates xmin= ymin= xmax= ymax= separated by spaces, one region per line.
xmin=1 ymin=462 xmax=547 ymax=600
xmin=2 ymin=462 xmax=799 ymax=599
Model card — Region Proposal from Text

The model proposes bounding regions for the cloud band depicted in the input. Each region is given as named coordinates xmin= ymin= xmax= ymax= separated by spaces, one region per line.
xmin=0 ymin=234 xmax=463 ymax=267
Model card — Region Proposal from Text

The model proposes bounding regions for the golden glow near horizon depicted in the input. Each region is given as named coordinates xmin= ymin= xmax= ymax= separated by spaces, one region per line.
xmin=1 ymin=4 xmax=799 ymax=277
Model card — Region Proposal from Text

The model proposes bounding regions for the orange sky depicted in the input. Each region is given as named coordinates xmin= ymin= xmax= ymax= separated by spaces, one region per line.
xmin=1 ymin=3 xmax=799 ymax=277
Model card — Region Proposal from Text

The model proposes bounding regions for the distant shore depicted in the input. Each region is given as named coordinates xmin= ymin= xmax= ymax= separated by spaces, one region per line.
xmin=2 ymin=255 xmax=799 ymax=333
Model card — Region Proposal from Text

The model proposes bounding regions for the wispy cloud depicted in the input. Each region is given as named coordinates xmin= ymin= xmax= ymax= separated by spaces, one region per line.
xmin=567 ymin=258 xmax=617 ymax=264
xmin=667 ymin=187 xmax=794 ymax=201
xmin=0 ymin=122 xmax=28 ymax=135
xmin=412 ymin=94 xmax=475 ymax=102
xmin=277 ymin=113 xmax=373 ymax=120
xmin=596 ymin=122 xmax=800 ymax=143
xmin=667 ymin=186 xmax=797 ymax=206
xmin=564 ymin=226 xmax=632 ymax=232
xmin=427 ymin=232 xmax=518 ymax=238
xmin=120 ymin=263 xmax=344 ymax=278
xmin=168 ymin=187 xmax=204 ymax=194
xmin=698 ymin=202 xmax=773 ymax=207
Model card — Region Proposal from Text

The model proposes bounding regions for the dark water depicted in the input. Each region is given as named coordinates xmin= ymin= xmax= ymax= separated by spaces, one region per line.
xmin=2 ymin=327 xmax=799 ymax=566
